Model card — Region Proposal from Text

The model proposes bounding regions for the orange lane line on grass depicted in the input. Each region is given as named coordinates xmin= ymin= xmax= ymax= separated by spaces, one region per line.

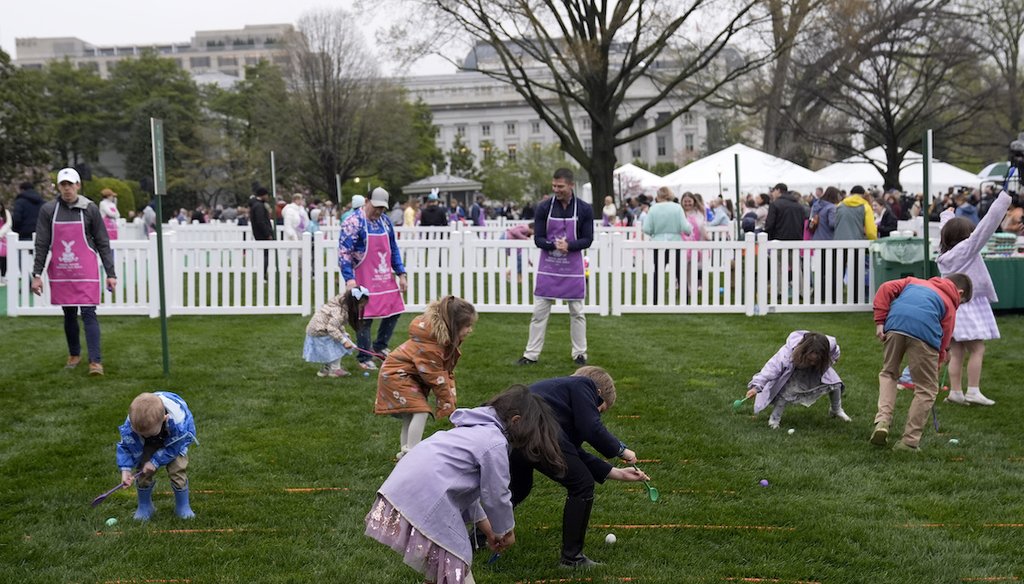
xmin=283 ymin=487 xmax=350 ymax=493
xmin=515 ymin=579 xmax=637 ymax=584
xmin=900 ymin=523 xmax=959 ymax=528
xmin=984 ymin=524 xmax=1024 ymax=528
xmin=102 ymin=580 xmax=192 ymax=583
xmin=722 ymin=578 xmax=822 ymax=584
xmin=615 ymin=415 xmax=641 ymax=419
xmin=590 ymin=523 xmax=794 ymax=531
xmin=949 ymin=456 xmax=965 ymax=462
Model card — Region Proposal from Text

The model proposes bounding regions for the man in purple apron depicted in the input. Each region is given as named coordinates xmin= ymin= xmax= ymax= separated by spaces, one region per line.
xmin=338 ymin=187 xmax=407 ymax=370
xmin=517 ymin=168 xmax=595 ymax=366
xmin=31 ymin=168 xmax=117 ymax=376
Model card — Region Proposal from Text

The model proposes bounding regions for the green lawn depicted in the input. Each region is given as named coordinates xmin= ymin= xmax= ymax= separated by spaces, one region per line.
xmin=1 ymin=310 xmax=1022 ymax=583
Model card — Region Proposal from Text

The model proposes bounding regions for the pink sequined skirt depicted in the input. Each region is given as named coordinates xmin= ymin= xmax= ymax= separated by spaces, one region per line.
xmin=365 ymin=494 xmax=471 ymax=584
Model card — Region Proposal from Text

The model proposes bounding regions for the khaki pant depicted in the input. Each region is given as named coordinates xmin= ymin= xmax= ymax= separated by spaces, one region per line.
xmin=137 ymin=442 xmax=189 ymax=490
xmin=523 ymin=297 xmax=587 ymax=361
xmin=875 ymin=332 xmax=939 ymax=447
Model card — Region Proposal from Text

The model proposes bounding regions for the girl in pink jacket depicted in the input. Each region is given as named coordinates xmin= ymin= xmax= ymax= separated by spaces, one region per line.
xmin=743 ymin=330 xmax=851 ymax=429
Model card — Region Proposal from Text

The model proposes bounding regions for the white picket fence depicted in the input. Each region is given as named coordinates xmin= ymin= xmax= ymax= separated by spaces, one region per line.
xmin=5 ymin=228 xmax=876 ymax=317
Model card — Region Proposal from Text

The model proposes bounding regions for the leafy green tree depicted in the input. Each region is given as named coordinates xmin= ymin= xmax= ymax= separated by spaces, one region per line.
xmin=81 ymin=176 xmax=136 ymax=216
xmin=0 ymin=49 xmax=50 ymax=184
xmin=39 ymin=59 xmax=107 ymax=166
xmin=446 ymin=134 xmax=477 ymax=178
xmin=106 ymin=51 xmax=201 ymax=201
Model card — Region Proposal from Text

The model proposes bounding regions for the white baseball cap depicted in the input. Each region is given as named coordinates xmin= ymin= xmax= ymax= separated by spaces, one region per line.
xmin=57 ymin=168 xmax=81 ymax=184
xmin=369 ymin=187 xmax=390 ymax=208
xmin=351 ymin=195 xmax=365 ymax=209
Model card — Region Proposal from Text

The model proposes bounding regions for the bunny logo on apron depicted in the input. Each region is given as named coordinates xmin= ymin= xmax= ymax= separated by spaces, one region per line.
xmin=47 ymin=208 xmax=101 ymax=306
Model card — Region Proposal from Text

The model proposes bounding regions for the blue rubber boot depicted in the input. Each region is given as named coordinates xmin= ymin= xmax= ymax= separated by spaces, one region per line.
xmin=134 ymin=483 xmax=155 ymax=521
xmin=173 ymin=483 xmax=195 ymax=519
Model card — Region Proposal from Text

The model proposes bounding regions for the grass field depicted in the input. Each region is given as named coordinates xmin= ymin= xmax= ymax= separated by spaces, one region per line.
xmin=1 ymin=309 xmax=1022 ymax=584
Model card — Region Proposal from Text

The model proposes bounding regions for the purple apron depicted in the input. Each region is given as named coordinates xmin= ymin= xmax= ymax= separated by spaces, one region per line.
xmin=47 ymin=208 xmax=101 ymax=306
xmin=355 ymin=219 xmax=405 ymax=318
xmin=534 ymin=197 xmax=586 ymax=300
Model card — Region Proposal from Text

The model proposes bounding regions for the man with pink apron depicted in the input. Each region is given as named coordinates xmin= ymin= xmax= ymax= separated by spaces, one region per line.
xmin=338 ymin=187 xmax=407 ymax=370
xmin=517 ymin=168 xmax=595 ymax=366
xmin=31 ymin=168 xmax=117 ymax=376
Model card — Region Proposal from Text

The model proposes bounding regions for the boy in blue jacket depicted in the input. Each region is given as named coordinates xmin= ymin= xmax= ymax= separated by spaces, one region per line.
xmin=510 ymin=366 xmax=648 ymax=569
xmin=116 ymin=392 xmax=197 ymax=520
xmin=871 ymin=274 xmax=972 ymax=452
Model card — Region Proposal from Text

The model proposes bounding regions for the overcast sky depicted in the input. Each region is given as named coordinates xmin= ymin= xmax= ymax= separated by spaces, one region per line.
xmin=1 ymin=0 xmax=455 ymax=76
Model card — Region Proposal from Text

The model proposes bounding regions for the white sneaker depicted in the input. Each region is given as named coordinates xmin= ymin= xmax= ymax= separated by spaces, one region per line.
xmin=768 ymin=419 xmax=780 ymax=430
xmin=964 ymin=391 xmax=995 ymax=406
xmin=944 ymin=391 xmax=967 ymax=405
xmin=829 ymin=409 xmax=852 ymax=422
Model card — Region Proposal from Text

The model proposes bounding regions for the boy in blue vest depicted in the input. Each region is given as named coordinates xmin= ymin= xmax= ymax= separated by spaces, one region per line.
xmin=870 ymin=273 xmax=972 ymax=452
xmin=116 ymin=392 xmax=198 ymax=520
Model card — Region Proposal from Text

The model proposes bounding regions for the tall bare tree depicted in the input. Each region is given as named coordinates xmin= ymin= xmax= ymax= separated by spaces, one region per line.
xmin=373 ymin=0 xmax=772 ymax=199
xmin=966 ymin=0 xmax=1024 ymax=159
xmin=285 ymin=9 xmax=393 ymax=200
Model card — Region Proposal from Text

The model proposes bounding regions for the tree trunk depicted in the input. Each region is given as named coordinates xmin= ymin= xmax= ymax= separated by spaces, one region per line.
xmin=589 ymin=123 xmax=617 ymax=202
xmin=883 ymin=146 xmax=903 ymax=192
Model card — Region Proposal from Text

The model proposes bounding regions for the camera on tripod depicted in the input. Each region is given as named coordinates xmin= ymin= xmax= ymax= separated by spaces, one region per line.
xmin=1010 ymin=132 xmax=1024 ymax=174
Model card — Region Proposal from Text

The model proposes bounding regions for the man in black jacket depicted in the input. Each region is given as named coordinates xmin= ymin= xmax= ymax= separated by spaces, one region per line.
xmin=764 ymin=183 xmax=809 ymax=297
xmin=418 ymin=192 xmax=449 ymax=227
xmin=13 ymin=181 xmax=45 ymax=241
xmin=508 ymin=366 xmax=648 ymax=569
xmin=249 ymin=188 xmax=274 ymax=278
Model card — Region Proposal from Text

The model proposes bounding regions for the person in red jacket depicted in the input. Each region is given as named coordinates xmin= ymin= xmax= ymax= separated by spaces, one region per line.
xmin=870 ymin=273 xmax=972 ymax=452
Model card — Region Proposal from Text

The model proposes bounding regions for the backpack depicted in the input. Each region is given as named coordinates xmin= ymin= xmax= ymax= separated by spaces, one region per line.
xmin=741 ymin=211 xmax=757 ymax=233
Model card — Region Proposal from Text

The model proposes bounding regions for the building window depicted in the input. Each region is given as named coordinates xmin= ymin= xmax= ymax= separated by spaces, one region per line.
xmin=481 ymin=124 xmax=491 ymax=137
xmin=456 ymin=125 xmax=466 ymax=137
xmin=582 ymin=117 xmax=591 ymax=130
xmin=657 ymin=135 xmax=667 ymax=157
xmin=683 ymin=112 xmax=694 ymax=125
xmin=506 ymin=122 xmax=516 ymax=136
xmin=508 ymin=144 xmax=517 ymax=161
xmin=77 ymin=61 xmax=99 ymax=72
xmin=245 ymin=56 xmax=260 ymax=66
xmin=531 ymin=121 xmax=541 ymax=134
xmin=584 ymin=141 xmax=592 ymax=156
xmin=531 ymin=142 xmax=542 ymax=151
xmin=190 ymin=56 xmax=211 ymax=68
xmin=481 ymin=142 xmax=493 ymax=160
xmin=273 ymin=56 xmax=289 ymax=66
xmin=218 ymin=56 xmax=238 ymax=67
xmin=631 ymin=146 xmax=642 ymax=158
xmin=685 ymin=134 xmax=694 ymax=152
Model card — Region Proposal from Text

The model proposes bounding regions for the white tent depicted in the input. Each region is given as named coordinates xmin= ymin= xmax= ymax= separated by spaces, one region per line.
xmin=816 ymin=147 xmax=980 ymax=193
xmin=582 ymin=163 xmax=664 ymax=204
xmin=659 ymin=144 xmax=824 ymax=197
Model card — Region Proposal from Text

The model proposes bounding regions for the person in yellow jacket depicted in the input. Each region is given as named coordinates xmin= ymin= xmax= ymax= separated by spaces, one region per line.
xmin=833 ymin=186 xmax=877 ymax=302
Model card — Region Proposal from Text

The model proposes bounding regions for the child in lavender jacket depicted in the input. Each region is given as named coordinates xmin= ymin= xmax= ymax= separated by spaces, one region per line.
xmin=743 ymin=331 xmax=851 ymax=429
xmin=365 ymin=385 xmax=565 ymax=584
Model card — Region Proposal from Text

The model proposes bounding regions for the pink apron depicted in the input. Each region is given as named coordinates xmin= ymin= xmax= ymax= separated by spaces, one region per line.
xmin=103 ymin=216 xmax=119 ymax=240
xmin=534 ymin=197 xmax=585 ymax=300
xmin=355 ymin=219 xmax=405 ymax=318
xmin=47 ymin=208 xmax=101 ymax=306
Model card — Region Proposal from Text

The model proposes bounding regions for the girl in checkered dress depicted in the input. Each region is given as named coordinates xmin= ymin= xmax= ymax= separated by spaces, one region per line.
xmin=935 ymin=190 xmax=1013 ymax=406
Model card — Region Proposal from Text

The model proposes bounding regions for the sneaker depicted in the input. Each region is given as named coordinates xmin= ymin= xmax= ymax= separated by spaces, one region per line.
xmin=515 ymin=357 xmax=537 ymax=366
xmin=897 ymin=381 xmax=915 ymax=391
xmin=944 ymin=391 xmax=967 ymax=405
xmin=88 ymin=362 xmax=104 ymax=376
xmin=316 ymin=364 xmax=332 ymax=378
xmin=870 ymin=422 xmax=889 ymax=447
xmin=964 ymin=391 xmax=995 ymax=406
xmin=327 ymin=368 xmax=350 ymax=378
xmin=573 ymin=355 xmax=587 ymax=366
xmin=892 ymin=440 xmax=921 ymax=453
xmin=359 ymin=360 xmax=377 ymax=371
xmin=65 ymin=356 xmax=82 ymax=369
xmin=768 ymin=419 xmax=781 ymax=430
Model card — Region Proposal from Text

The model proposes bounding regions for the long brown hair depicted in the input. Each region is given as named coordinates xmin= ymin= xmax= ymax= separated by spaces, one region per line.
xmin=427 ymin=296 xmax=477 ymax=362
xmin=940 ymin=217 xmax=974 ymax=253
xmin=341 ymin=288 xmax=370 ymax=329
xmin=792 ymin=332 xmax=832 ymax=376
xmin=487 ymin=385 xmax=566 ymax=477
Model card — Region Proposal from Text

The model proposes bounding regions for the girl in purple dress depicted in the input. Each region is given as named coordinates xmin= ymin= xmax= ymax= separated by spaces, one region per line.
xmin=743 ymin=331 xmax=851 ymax=429
xmin=365 ymin=385 xmax=566 ymax=584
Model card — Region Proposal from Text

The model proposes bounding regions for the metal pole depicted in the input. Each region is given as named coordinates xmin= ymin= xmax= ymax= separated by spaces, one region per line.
xmin=336 ymin=174 xmax=342 ymax=203
xmin=150 ymin=118 xmax=170 ymax=377
xmin=922 ymin=131 xmax=932 ymax=278
xmin=734 ymin=153 xmax=741 ymax=241
xmin=270 ymin=151 xmax=277 ymax=200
